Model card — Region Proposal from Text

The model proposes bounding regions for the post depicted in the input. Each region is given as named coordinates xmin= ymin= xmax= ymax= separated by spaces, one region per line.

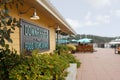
xmin=56 ymin=26 xmax=61 ymax=46
xmin=57 ymin=30 xmax=59 ymax=45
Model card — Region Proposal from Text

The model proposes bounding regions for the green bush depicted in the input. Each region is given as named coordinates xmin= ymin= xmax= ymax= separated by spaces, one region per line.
xmin=66 ymin=44 xmax=77 ymax=54
xmin=0 ymin=45 xmax=81 ymax=80
xmin=56 ymin=45 xmax=69 ymax=54
xmin=56 ymin=45 xmax=81 ymax=68
xmin=9 ymin=50 xmax=69 ymax=80
xmin=56 ymin=44 xmax=77 ymax=54
xmin=59 ymin=53 xmax=81 ymax=68
xmin=0 ymin=44 xmax=20 ymax=80
xmin=67 ymin=44 xmax=76 ymax=51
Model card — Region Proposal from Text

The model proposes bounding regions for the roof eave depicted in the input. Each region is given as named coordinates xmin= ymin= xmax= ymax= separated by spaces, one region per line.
xmin=36 ymin=0 xmax=76 ymax=35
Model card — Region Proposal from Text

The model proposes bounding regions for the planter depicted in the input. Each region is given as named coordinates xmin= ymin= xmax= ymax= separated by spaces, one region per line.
xmin=76 ymin=45 xmax=93 ymax=53
xmin=65 ymin=63 xmax=77 ymax=80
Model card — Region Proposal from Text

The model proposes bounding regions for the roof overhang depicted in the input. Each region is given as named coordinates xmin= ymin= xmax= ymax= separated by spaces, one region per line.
xmin=33 ymin=0 xmax=76 ymax=35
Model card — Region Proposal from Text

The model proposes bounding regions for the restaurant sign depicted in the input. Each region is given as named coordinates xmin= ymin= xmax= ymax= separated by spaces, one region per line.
xmin=20 ymin=19 xmax=49 ymax=52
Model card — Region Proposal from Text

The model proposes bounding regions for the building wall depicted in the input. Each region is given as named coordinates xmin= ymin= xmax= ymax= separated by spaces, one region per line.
xmin=7 ymin=3 xmax=56 ymax=54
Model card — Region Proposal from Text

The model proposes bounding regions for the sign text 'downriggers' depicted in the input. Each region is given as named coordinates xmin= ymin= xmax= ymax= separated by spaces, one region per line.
xmin=20 ymin=19 xmax=49 ymax=52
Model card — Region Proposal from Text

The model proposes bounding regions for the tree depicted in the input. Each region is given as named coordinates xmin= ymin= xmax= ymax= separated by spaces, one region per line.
xmin=0 ymin=0 xmax=24 ymax=80
xmin=0 ymin=0 xmax=24 ymax=47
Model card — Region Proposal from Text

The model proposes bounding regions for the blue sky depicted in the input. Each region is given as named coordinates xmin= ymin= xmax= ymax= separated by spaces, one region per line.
xmin=50 ymin=0 xmax=120 ymax=37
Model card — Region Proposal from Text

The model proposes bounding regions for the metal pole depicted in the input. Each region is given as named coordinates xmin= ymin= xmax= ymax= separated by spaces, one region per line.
xmin=57 ymin=31 xmax=59 ymax=45
xmin=56 ymin=26 xmax=60 ymax=45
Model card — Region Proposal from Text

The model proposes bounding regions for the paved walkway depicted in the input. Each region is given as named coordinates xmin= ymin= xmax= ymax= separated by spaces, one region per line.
xmin=75 ymin=48 xmax=120 ymax=80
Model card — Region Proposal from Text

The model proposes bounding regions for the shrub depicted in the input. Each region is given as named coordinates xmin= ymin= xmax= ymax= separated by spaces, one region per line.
xmin=59 ymin=53 xmax=81 ymax=68
xmin=66 ymin=44 xmax=77 ymax=53
xmin=56 ymin=44 xmax=77 ymax=54
xmin=9 ymin=50 xmax=69 ymax=80
xmin=0 ymin=44 xmax=20 ymax=80
xmin=67 ymin=44 xmax=76 ymax=51
xmin=1 ymin=45 xmax=81 ymax=80
xmin=56 ymin=45 xmax=81 ymax=68
xmin=56 ymin=45 xmax=69 ymax=54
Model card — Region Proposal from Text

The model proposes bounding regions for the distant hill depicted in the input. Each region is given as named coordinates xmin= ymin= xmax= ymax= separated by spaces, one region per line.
xmin=77 ymin=34 xmax=116 ymax=43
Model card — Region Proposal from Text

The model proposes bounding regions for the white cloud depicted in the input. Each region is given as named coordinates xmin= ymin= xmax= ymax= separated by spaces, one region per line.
xmin=84 ymin=20 xmax=99 ymax=26
xmin=83 ymin=12 xmax=99 ymax=26
xmin=66 ymin=18 xmax=99 ymax=29
xmin=66 ymin=18 xmax=82 ymax=28
xmin=96 ymin=15 xmax=110 ymax=24
xmin=109 ymin=10 xmax=120 ymax=17
xmin=66 ymin=18 xmax=99 ymax=34
xmin=114 ymin=10 xmax=120 ymax=16
xmin=110 ymin=10 xmax=113 ymax=14
xmin=86 ymin=0 xmax=111 ymax=7
xmin=85 ymin=12 xmax=91 ymax=20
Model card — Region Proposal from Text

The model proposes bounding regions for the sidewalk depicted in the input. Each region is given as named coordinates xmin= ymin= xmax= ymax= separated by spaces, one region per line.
xmin=75 ymin=48 xmax=120 ymax=80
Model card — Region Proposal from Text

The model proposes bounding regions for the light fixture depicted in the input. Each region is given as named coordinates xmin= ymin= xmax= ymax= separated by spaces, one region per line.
xmin=19 ymin=7 xmax=40 ymax=20
xmin=30 ymin=8 xmax=40 ymax=20
xmin=56 ymin=25 xmax=61 ymax=31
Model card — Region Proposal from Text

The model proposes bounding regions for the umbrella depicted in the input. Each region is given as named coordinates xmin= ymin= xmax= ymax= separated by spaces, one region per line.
xmin=72 ymin=39 xmax=77 ymax=41
xmin=77 ymin=38 xmax=92 ymax=43
xmin=71 ymin=39 xmax=77 ymax=42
